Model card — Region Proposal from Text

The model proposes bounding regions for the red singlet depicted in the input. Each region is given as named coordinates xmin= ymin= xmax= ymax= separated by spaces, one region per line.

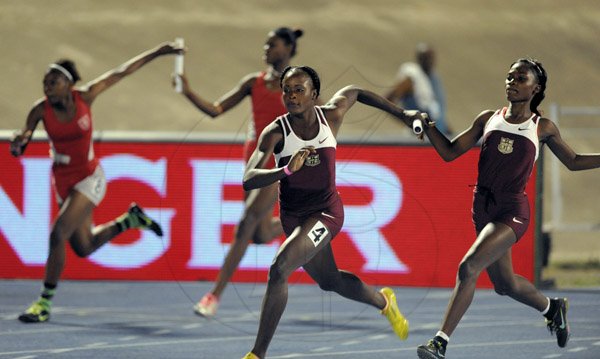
xmin=243 ymin=72 xmax=287 ymax=168
xmin=42 ymin=90 xmax=98 ymax=201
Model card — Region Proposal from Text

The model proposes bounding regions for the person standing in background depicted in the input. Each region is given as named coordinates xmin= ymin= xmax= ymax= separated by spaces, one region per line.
xmin=385 ymin=43 xmax=450 ymax=135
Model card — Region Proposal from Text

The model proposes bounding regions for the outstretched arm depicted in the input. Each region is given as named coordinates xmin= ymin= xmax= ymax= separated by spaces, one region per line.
xmin=540 ymin=118 xmax=600 ymax=171
xmin=10 ymin=100 xmax=44 ymax=157
xmin=177 ymin=72 xmax=255 ymax=118
xmin=80 ymin=41 xmax=183 ymax=104
xmin=321 ymin=85 xmax=418 ymax=135
xmin=423 ymin=110 xmax=491 ymax=162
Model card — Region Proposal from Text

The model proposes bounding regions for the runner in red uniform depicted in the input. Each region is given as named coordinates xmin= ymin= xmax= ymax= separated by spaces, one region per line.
xmin=416 ymin=59 xmax=600 ymax=359
xmin=241 ymin=66 xmax=423 ymax=359
xmin=9 ymin=42 xmax=183 ymax=323
xmin=175 ymin=27 xmax=303 ymax=317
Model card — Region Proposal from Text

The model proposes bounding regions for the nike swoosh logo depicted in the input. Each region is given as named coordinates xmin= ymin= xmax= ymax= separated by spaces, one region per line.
xmin=518 ymin=127 xmax=528 ymax=131
xmin=559 ymin=308 xmax=566 ymax=330
xmin=512 ymin=217 xmax=524 ymax=224
xmin=318 ymin=137 xmax=329 ymax=144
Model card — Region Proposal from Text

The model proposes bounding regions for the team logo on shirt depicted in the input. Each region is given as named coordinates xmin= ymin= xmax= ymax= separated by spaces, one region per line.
xmin=497 ymin=137 xmax=514 ymax=154
xmin=304 ymin=154 xmax=321 ymax=167
xmin=77 ymin=114 xmax=91 ymax=131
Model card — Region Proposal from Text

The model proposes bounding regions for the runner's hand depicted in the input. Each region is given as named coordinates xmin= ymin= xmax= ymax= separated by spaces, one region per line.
xmin=288 ymin=146 xmax=316 ymax=172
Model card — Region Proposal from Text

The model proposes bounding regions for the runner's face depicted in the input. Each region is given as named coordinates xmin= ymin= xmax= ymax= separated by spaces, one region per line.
xmin=43 ymin=71 xmax=71 ymax=104
xmin=263 ymin=34 xmax=291 ymax=65
xmin=505 ymin=62 xmax=539 ymax=103
xmin=282 ymin=72 xmax=316 ymax=115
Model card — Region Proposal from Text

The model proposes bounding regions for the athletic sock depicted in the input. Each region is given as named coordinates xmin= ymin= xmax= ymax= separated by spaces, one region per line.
xmin=541 ymin=297 xmax=551 ymax=315
xmin=544 ymin=298 xmax=559 ymax=320
xmin=41 ymin=282 xmax=56 ymax=300
xmin=115 ymin=211 xmax=132 ymax=233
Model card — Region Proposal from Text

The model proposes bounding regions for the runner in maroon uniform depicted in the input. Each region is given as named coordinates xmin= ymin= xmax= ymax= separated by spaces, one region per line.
xmin=416 ymin=59 xmax=600 ymax=359
xmin=10 ymin=42 xmax=182 ymax=323
xmin=176 ymin=27 xmax=304 ymax=317
xmin=240 ymin=66 xmax=423 ymax=359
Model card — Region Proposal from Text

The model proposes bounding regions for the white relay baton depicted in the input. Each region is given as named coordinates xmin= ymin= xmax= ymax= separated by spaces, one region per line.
xmin=174 ymin=37 xmax=185 ymax=93
xmin=412 ymin=119 xmax=423 ymax=135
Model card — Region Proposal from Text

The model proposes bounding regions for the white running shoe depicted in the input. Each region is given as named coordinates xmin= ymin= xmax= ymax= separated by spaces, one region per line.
xmin=193 ymin=292 xmax=219 ymax=317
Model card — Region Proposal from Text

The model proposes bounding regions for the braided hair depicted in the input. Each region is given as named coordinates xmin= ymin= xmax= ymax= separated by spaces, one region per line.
xmin=280 ymin=66 xmax=321 ymax=97
xmin=512 ymin=58 xmax=547 ymax=116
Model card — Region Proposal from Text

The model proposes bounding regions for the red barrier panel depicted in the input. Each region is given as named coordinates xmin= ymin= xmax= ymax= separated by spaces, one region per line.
xmin=0 ymin=140 xmax=536 ymax=288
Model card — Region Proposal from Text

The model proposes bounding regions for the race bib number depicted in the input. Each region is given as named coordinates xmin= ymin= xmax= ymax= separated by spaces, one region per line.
xmin=308 ymin=221 xmax=328 ymax=247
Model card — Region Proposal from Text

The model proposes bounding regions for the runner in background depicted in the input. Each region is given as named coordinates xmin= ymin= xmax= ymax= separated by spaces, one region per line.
xmin=175 ymin=27 xmax=303 ymax=317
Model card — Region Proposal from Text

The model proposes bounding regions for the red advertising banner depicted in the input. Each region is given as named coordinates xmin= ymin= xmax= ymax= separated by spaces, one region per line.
xmin=0 ymin=139 xmax=536 ymax=288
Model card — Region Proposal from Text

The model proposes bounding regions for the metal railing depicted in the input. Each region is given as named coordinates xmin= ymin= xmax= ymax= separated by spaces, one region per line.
xmin=547 ymin=103 xmax=600 ymax=232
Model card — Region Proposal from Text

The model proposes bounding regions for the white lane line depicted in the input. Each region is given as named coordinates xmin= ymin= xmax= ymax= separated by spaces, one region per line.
xmin=366 ymin=334 xmax=389 ymax=340
xmin=118 ymin=336 xmax=139 ymax=342
xmin=182 ymin=323 xmax=202 ymax=330
xmin=49 ymin=349 xmax=74 ymax=354
xmin=0 ymin=327 xmax=83 ymax=336
xmin=267 ymin=337 xmax=600 ymax=358
xmin=310 ymin=347 xmax=333 ymax=352
xmin=567 ymin=347 xmax=588 ymax=352
xmin=0 ymin=320 xmax=597 ymax=358
xmin=542 ymin=354 xmax=562 ymax=358
xmin=152 ymin=329 xmax=171 ymax=335
xmin=341 ymin=340 xmax=361 ymax=346
xmin=0 ymin=329 xmax=357 ymax=357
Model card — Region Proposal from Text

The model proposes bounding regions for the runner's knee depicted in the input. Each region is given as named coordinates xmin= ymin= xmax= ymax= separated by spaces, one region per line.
xmin=237 ymin=211 xmax=261 ymax=235
xmin=458 ymin=258 xmax=480 ymax=282
xmin=70 ymin=239 xmax=93 ymax=258
xmin=252 ymin=224 xmax=275 ymax=244
xmin=317 ymin=277 xmax=337 ymax=292
xmin=71 ymin=245 xmax=90 ymax=258
xmin=268 ymin=258 xmax=293 ymax=284
xmin=492 ymin=279 xmax=515 ymax=296
xmin=49 ymin=223 xmax=69 ymax=249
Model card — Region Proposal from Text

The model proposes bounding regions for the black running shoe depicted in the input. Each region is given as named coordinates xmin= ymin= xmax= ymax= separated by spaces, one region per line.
xmin=128 ymin=203 xmax=163 ymax=237
xmin=546 ymin=297 xmax=570 ymax=348
xmin=417 ymin=338 xmax=446 ymax=359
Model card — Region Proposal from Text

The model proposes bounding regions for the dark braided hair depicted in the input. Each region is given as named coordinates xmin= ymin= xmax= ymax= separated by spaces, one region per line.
xmin=272 ymin=27 xmax=304 ymax=57
xmin=52 ymin=59 xmax=81 ymax=83
xmin=512 ymin=58 xmax=547 ymax=116
xmin=280 ymin=66 xmax=321 ymax=97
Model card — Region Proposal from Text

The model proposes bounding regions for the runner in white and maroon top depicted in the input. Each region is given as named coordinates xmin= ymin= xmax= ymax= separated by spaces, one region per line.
xmin=240 ymin=66 xmax=424 ymax=359
xmin=417 ymin=59 xmax=600 ymax=359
